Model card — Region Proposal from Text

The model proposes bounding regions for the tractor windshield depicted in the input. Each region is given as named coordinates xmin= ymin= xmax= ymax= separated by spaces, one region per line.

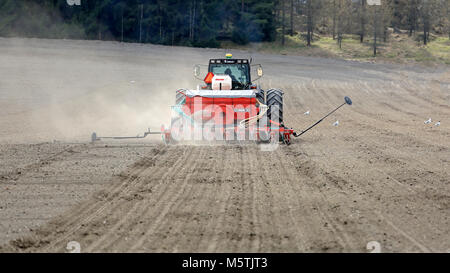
xmin=209 ymin=63 xmax=250 ymax=87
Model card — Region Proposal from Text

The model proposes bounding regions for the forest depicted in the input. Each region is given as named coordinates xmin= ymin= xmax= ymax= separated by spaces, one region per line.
xmin=0 ymin=0 xmax=449 ymax=48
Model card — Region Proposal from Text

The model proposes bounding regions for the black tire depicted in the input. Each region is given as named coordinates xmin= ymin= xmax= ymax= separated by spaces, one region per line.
xmin=258 ymin=130 xmax=271 ymax=143
xmin=167 ymin=116 xmax=183 ymax=144
xmin=176 ymin=88 xmax=187 ymax=105
xmin=266 ymin=88 xmax=283 ymax=124
xmin=256 ymin=89 xmax=265 ymax=104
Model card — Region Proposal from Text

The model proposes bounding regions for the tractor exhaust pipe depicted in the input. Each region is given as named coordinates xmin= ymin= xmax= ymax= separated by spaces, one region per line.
xmin=294 ymin=96 xmax=352 ymax=137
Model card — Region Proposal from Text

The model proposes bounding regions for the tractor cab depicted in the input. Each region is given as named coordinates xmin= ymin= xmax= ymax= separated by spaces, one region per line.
xmin=208 ymin=57 xmax=251 ymax=90
xmin=195 ymin=54 xmax=263 ymax=90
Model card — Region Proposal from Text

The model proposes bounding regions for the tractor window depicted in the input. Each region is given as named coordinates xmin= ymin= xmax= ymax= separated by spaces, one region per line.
xmin=209 ymin=64 xmax=250 ymax=86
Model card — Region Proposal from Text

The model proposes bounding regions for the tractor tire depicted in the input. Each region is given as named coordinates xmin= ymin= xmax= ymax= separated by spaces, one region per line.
xmin=167 ymin=117 xmax=184 ymax=144
xmin=266 ymin=88 xmax=284 ymax=124
xmin=256 ymin=89 xmax=265 ymax=104
xmin=176 ymin=88 xmax=187 ymax=105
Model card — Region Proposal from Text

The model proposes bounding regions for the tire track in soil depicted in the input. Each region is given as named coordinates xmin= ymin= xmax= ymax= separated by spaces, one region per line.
xmin=213 ymin=146 xmax=250 ymax=252
xmin=254 ymin=149 xmax=307 ymax=252
xmin=340 ymin=135 xmax=448 ymax=234
xmin=201 ymin=146 xmax=241 ymax=252
xmin=282 ymin=80 xmax=447 ymax=252
xmin=83 ymin=145 xmax=194 ymax=252
xmin=233 ymin=146 xmax=257 ymax=252
xmin=84 ymin=146 xmax=197 ymax=251
xmin=283 ymin=86 xmax=350 ymax=248
xmin=347 ymin=122 xmax=449 ymax=173
xmin=121 ymin=146 xmax=207 ymax=252
xmin=52 ymin=153 xmax=165 ymax=249
xmin=155 ymin=147 xmax=222 ymax=253
xmin=362 ymin=79 xmax=450 ymax=119
xmin=7 ymin=145 xmax=168 ymax=252
xmin=242 ymin=146 xmax=262 ymax=252
xmin=289 ymin=146 xmax=413 ymax=252
xmin=127 ymin=146 xmax=210 ymax=252
xmin=273 ymin=148 xmax=353 ymax=251
xmin=303 ymin=135 xmax=445 ymax=252
xmin=280 ymin=82 xmax=361 ymax=251
xmin=375 ymin=212 xmax=431 ymax=252
xmin=250 ymin=149 xmax=289 ymax=252
xmin=2 ymin=144 xmax=90 ymax=182
xmin=175 ymin=146 xmax=240 ymax=253
xmin=191 ymin=146 xmax=236 ymax=252
xmin=155 ymin=145 xmax=240 ymax=252
xmin=398 ymin=81 xmax=450 ymax=111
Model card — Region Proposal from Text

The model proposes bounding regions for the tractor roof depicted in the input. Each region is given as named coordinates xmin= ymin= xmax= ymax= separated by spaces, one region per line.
xmin=209 ymin=59 xmax=249 ymax=64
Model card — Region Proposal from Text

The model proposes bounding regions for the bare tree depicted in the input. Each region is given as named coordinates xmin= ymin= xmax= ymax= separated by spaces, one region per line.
xmin=139 ymin=4 xmax=143 ymax=43
xmin=189 ymin=0 xmax=197 ymax=41
xmin=121 ymin=11 xmax=124 ymax=42
xmin=359 ymin=0 xmax=366 ymax=43
xmin=446 ymin=0 xmax=450 ymax=39
xmin=408 ymin=0 xmax=419 ymax=36
xmin=336 ymin=0 xmax=345 ymax=48
xmin=419 ymin=0 xmax=431 ymax=45
xmin=381 ymin=1 xmax=393 ymax=42
xmin=373 ymin=3 xmax=378 ymax=55
xmin=306 ymin=0 xmax=313 ymax=46
xmin=274 ymin=0 xmax=448 ymax=48
xmin=290 ymin=0 xmax=294 ymax=36
xmin=333 ymin=0 xmax=337 ymax=39
xmin=282 ymin=0 xmax=286 ymax=46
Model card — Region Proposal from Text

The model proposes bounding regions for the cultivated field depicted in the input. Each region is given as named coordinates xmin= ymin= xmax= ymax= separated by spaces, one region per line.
xmin=0 ymin=38 xmax=449 ymax=252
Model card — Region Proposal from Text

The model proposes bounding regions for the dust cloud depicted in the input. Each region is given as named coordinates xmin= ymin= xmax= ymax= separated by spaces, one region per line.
xmin=0 ymin=38 xmax=205 ymax=143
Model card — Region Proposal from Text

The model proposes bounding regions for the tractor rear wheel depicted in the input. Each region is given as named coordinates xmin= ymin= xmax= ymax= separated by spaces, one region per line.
xmin=256 ymin=89 xmax=265 ymax=104
xmin=266 ymin=88 xmax=283 ymax=124
xmin=166 ymin=117 xmax=184 ymax=144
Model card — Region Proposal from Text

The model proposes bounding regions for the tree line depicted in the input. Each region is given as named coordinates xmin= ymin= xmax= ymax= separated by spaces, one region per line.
xmin=0 ymin=0 xmax=448 ymax=47
xmin=0 ymin=0 xmax=276 ymax=47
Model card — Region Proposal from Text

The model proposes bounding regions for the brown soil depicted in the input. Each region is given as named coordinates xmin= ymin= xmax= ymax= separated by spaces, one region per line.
xmin=0 ymin=38 xmax=449 ymax=252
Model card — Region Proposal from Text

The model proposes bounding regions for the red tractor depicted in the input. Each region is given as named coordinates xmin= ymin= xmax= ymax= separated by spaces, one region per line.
xmin=92 ymin=54 xmax=352 ymax=145
xmin=162 ymin=54 xmax=294 ymax=144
